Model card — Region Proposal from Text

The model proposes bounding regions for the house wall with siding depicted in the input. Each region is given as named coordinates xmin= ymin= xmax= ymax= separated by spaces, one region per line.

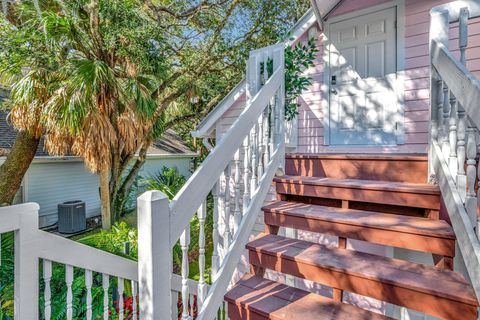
xmin=297 ymin=0 xmax=480 ymax=154
xmin=11 ymin=157 xmax=193 ymax=228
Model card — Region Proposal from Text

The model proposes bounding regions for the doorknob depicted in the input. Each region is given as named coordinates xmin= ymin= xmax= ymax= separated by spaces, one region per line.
xmin=330 ymin=87 xmax=338 ymax=94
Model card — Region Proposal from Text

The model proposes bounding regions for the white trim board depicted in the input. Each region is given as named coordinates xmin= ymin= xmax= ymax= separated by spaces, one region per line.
xmin=322 ymin=0 xmax=406 ymax=146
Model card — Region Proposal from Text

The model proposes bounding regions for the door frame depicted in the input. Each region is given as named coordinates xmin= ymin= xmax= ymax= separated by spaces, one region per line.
xmin=322 ymin=0 xmax=406 ymax=146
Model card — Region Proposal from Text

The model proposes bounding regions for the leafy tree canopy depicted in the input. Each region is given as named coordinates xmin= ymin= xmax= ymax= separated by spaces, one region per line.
xmin=0 ymin=0 xmax=311 ymax=220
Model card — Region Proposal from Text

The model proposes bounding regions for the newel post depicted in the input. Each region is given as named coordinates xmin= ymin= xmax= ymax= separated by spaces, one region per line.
xmin=138 ymin=191 xmax=172 ymax=320
xmin=14 ymin=203 xmax=40 ymax=320
xmin=429 ymin=8 xmax=449 ymax=181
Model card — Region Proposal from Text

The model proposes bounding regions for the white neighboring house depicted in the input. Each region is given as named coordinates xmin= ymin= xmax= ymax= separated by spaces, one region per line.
xmin=0 ymin=110 xmax=197 ymax=228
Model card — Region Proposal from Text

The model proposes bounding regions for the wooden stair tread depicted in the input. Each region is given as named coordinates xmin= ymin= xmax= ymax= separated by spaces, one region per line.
xmin=225 ymin=274 xmax=392 ymax=320
xmin=247 ymin=234 xmax=477 ymax=307
xmin=274 ymin=176 xmax=440 ymax=195
xmin=262 ymin=201 xmax=455 ymax=239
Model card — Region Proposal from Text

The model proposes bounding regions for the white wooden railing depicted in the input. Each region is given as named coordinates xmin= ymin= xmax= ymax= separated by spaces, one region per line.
xmin=429 ymin=0 xmax=480 ymax=302
xmin=0 ymin=203 xmax=138 ymax=319
xmin=137 ymin=43 xmax=285 ymax=320
xmin=0 ymin=202 xmax=206 ymax=319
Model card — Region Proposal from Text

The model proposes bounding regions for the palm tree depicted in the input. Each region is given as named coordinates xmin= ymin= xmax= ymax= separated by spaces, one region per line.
xmin=1 ymin=0 xmax=162 ymax=227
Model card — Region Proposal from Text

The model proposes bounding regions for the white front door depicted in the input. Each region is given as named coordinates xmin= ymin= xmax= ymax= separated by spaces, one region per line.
xmin=328 ymin=7 xmax=398 ymax=145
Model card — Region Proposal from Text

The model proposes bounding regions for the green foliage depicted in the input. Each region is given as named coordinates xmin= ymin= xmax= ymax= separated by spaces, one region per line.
xmin=0 ymin=233 xmax=14 ymax=319
xmin=79 ymin=222 xmax=138 ymax=259
xmin=142 ymin=167 xmax=187 ymax=200
xmin=285 ymin=38 xmax=319 ymax=121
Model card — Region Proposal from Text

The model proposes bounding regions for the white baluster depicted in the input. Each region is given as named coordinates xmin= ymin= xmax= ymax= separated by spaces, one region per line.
xmin=180 ymin=226 xmax=190 ymax=320
xmin=217 ymin=171 xmax=226 ymax=262
xmin=449 ymin=93 xmax=458 ymax=177
xmin=243 ymin=136 xmax=251 ymax=211
xmin=466 ymin=125 xmax=477 ymax=227
xmin=132 ymin=280 xmax=138 ymax=320
xmin=257 ymin=113 xmax=265 ymax=178
xmin=66 ymin=265 xmax=73 ymax=320
xmin=118 ymin=277 xmax=124 ymax=320
xmin=197 ymin=201 xmax=207 ymax=309
xmin=233 ymin=149 xmax=241 ymax=235
xmin=85 ymin=269 xmax=93 ymax=320
xmin=457 ymin=104 xmax=467 ymax=201
xmin=436 ymin=79 xmax=444 ymax=144
xmin=442 ymin=83 xmax=450 ymax=160
xmin=212 ymin=182 xmax=220 ymax=277
xmin=250 ymin=125 xmax=258 ymax=193
xmin=43 ymin=260 xmax=52 ymax=320
xmin=263 ymin=107 xmax=270 ymax=167
xmin=102 ymin=273 xmax=109 ymax=320
xmin=224 ymin=165 xmax=232 ymax=249
xmin=269 ymin=97 xmax=276 ymax=155
xmin=274 ymin=88 xmax=281 ymax=146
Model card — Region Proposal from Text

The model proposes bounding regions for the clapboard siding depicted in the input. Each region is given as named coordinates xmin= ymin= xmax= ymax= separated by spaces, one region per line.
xmin=26 ymin=161 xmax=101 ymax=227
xmin=24 ymin=157 xmax=193 ymax=228
xmin=295 ymin=0 xmax=480 ymax=154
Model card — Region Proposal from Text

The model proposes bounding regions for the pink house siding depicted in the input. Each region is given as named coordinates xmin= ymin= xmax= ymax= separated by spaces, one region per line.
xmin=297 ymin=0 xmax=480 ymax=154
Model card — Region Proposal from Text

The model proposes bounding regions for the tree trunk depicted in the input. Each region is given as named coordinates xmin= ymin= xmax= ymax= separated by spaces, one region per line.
xmin=110 ymin=140 xmax=150 ymax=218
xmin=0 ymin=131 xmax=40 ymax=206
xmin=100 ymin=168 xmax=112 ymax=229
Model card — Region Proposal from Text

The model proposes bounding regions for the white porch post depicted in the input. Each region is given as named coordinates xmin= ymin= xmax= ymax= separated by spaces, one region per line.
xmin=138 ymin=191 xmax=172 ymax=320
xmin=428 ymin=8 xmax=449 ymax=182
xmin=14 ymin=203 xmax=40 ymax=320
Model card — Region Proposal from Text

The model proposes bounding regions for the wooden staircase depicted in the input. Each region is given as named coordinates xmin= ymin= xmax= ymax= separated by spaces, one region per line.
xmin=225 ymin=154 xmax=480 ymax=320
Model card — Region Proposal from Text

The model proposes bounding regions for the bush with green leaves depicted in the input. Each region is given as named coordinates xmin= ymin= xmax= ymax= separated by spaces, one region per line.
xmin=79 ymin=222 xmax=138 ymax=260
xmin=285 ymin=38 xmax=319 ymax=120
xmin=141 ymin=167 xmax=187 ymax=200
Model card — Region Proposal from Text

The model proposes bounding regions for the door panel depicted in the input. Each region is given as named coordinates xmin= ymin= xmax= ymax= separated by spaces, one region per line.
xmin=328 ymin=7 xmax=398 ymax=145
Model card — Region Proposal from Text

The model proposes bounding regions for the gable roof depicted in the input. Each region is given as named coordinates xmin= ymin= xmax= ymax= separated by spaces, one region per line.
xmin=192 ymin=8 xmax=318 ymax=139
xmin=0 ymin=111 xmax=196 ymax=159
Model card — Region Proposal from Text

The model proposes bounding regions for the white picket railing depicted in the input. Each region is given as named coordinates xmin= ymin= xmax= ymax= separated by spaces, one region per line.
xmin=429 ymin=0 xmax=480 ymax=302
xmin=0 ymin=203 xmax=138 ymax=319
xmin=137 ymin=43 xmax=285 ymax=320
xmin=0 ymin=202 xmax=207 ymax=319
